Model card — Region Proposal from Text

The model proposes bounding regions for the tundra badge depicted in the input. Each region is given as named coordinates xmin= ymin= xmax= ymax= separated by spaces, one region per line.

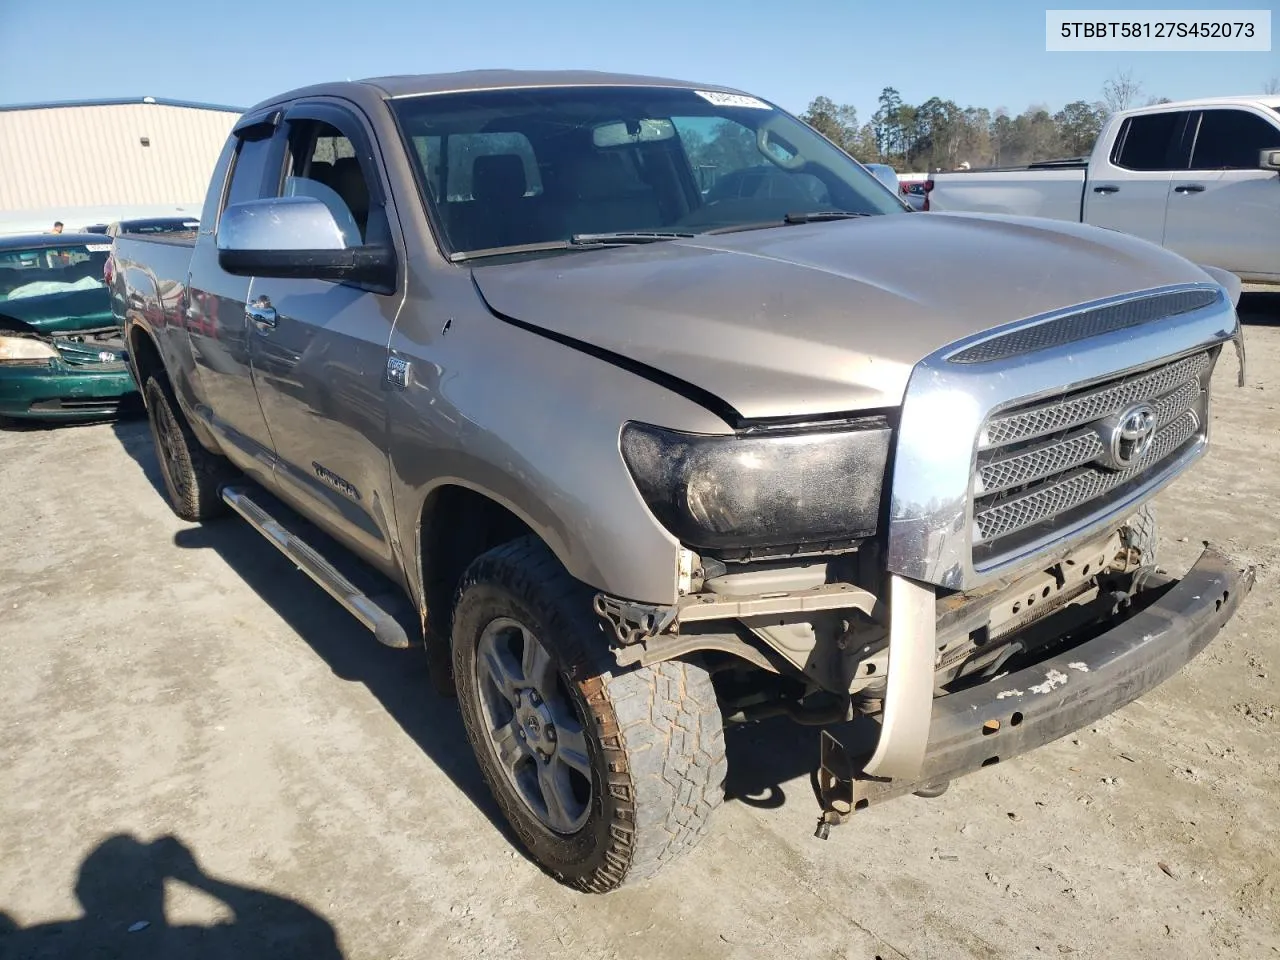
xmin=386 ymin=356 xmax=410 ymax=390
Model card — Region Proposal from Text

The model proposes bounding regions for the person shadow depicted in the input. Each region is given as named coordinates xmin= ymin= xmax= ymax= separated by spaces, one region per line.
xmin=0 ymin=833 xmax=343 ymax=960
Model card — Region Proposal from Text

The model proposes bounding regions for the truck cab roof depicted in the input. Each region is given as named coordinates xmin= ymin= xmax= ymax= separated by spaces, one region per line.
xmin=1121 ymin=94 xmax=1280 ymax=115
xmin=244 ymin=70 xmax=749 ymax=114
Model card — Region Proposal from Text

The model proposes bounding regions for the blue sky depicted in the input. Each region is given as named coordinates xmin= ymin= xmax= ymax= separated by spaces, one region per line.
xmin=1 ymin=0 xmax=1272 ymax=121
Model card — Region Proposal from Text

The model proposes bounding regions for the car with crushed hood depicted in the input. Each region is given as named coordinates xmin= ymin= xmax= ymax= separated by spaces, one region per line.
xmin=0 ymin=234 xmax=137 ymax=421
xmin=109 ymin=70 xmax=1253 ymax=893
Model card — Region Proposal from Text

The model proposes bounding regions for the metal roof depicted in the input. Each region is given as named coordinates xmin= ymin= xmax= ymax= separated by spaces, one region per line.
xmin=362 ymin=69 xmax=742 ymax=99
xmin=243 ymin=70 xmax=746 ymax=113
xmin=1122 ymin=94 xmax=1280 ymax=115
xmin=0 ymin=96 xmax=244 ymax=114
xmin=0 ymin=100 xmax=238 ymax=211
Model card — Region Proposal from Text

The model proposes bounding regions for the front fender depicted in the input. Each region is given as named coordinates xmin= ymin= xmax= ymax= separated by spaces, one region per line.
xmin=386 ymin=301 xmax=733 ymax=607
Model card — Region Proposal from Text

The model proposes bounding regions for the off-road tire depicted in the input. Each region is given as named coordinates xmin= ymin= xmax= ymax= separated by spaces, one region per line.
xmin=452 ymin=536 xmax=726 ymax=892
xmin=143 ymin=374 xmax=236 ymax=522
xmin=1123 ymin=503 xmax=1160 ymax=566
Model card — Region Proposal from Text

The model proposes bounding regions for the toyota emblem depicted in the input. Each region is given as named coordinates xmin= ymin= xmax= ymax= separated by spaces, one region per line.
xmin=1104 ymin=403 xmax=1157 ymax=468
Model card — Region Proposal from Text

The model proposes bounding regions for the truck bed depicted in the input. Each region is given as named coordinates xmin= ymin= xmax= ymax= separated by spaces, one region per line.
xmin=110 ymin=233 xmax=197 ymax=331
xmin=927 ymin=166 xmax=1087 ymax=221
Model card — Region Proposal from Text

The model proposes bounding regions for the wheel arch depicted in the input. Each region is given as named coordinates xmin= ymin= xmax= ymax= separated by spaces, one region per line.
xmin=127 ymin=323 xmax=164 ymax=393
xmin=415 ymin=481 xmax=552 ymax=688
xmin=125 ymin=310 xmax=222 ymax=455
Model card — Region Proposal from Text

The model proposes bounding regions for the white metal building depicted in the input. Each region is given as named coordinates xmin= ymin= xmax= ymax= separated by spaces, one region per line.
xmin=0 ymin=97 xmax=243 ymax=225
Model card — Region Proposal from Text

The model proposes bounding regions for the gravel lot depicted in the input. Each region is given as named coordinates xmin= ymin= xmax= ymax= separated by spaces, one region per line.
xmin=1 ymin=294 xmax=1277 ymax=960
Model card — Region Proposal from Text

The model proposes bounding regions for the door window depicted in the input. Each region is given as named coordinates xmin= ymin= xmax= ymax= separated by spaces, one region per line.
xmin=1111 ymin=112 xmax=1187 ymax=170
xmin=284 ymin=120 xmax=373 ymax=245
xmin=222 ymin=131 xmax=277 ymax=214
xmin=1191 ymin=110 xmax=1280 ymax=170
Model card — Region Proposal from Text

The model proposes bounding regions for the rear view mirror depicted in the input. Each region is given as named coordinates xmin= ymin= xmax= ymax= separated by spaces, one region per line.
xmin=217 ymin=197 xmax=394 ymax=288
xmin=592 ymin=119 xmax=675 ymax=148
xmin=1260 ymin=149 xmax=1280 ymax=171
xmin=756 ymin=123 xmax=805 ymax=170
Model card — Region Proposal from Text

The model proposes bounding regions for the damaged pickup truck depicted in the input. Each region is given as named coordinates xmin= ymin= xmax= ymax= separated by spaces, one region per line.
xmin=0 ymin=234 xmax=137 ymax=421
xmin=110 ymin=70 xmax=1254 ymax=892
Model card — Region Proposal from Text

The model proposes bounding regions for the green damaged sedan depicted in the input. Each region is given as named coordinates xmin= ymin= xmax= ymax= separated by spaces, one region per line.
xmin=0 ymin=234 xmax=138 ymax=422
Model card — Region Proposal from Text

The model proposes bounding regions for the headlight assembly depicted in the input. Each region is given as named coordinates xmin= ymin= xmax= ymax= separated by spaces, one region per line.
xmin=620 ymin=419 xmax=891 ymax=554
xmin=0 ymin=336 xmax=58 ymax=364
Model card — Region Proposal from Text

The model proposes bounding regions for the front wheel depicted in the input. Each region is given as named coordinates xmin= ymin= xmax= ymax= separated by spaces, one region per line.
xmin=452 ymin=537 xmax=726 ymax=892
xmin=1122 ymin=503 xmax=1160 ymax=566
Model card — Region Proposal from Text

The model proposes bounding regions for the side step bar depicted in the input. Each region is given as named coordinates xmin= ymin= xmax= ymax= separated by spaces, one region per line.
xmin=221 ymin=485 xmax=411 ymax=649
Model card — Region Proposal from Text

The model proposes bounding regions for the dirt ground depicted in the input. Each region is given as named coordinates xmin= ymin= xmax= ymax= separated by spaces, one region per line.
xmin=1 ymin=295 xmax=1277 ymax=960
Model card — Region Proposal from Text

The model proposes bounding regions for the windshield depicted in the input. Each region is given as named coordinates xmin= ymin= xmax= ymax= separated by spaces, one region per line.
xmin=0 ymin=243 xmax=110 ymax=302
xmin=391 ymin=86 xmax=905 ymax=255
xmin=113 ymin=219 xmax=199 ymax=237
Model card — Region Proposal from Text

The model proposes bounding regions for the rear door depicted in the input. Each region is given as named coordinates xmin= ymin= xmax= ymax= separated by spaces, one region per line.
xmin=1083 ymin=110 xmax=1192 ymax=245
xmin=245 ymin=100 xmax=405 ymax=573
xmin=1164 ymin=107 xmax=1280 ymax=282
xmin=186 ymin=113 xmax=285 ymax=478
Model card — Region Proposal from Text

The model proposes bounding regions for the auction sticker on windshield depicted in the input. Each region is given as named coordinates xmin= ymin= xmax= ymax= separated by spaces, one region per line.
xmin=695 ymin=91 xmax=771 ymax=109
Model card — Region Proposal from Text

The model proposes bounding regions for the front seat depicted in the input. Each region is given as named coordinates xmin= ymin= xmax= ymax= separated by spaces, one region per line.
xmin=468 ymin=154 xmax=528 ymax=250
xmin=329 ymin=157 xmax=371 ymax=239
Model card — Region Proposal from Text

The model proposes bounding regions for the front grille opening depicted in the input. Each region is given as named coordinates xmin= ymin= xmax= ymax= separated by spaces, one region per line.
xmin=971 ymin=349 xmax=1216 ymax=568
xmin=979 ymin=352 xmax=1210 ymax=450
xmin=972 ymin=432 xmax=1198 ymax=568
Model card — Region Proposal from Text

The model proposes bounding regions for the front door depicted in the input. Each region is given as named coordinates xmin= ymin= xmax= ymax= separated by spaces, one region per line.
xmin=1083 ymin=110 xmax=1192 ymax=246
xmin=1164 ymin=108 xmax=1280 ymax=283
xmin=245 ymin=101 xmax=404 ymax=573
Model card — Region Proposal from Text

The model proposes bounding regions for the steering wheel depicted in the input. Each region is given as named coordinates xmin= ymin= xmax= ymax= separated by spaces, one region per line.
xmin=756 ymin=123 xmax=806 ymax=171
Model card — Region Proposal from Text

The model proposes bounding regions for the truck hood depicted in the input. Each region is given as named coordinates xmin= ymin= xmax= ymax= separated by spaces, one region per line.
xmin=0 ymin=286 xmax=113 ymax=335
xmin=471 ymin=212 xmax=1218 ymax=422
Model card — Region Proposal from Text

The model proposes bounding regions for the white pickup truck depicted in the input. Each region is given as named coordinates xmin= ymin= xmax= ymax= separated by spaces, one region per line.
xmin=927 ymin=96 xmax=1280 ymax=286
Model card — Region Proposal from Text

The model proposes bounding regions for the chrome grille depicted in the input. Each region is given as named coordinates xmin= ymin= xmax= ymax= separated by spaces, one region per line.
xmin=972 ymin=351 xmax=1211 ymax=556
xmin=976 ymin=412 xmax=1198 ymax=542
xmin=980 ymin=352 xmax=1210 ymax=449
xmin=976 ymin=378 xmax=1202 ymax=496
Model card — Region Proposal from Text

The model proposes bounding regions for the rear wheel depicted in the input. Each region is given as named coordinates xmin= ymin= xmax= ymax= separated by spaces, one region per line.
xmin=452 ymin=537 xmax=726 ymax=891
xmin=143 ymin=374 xmax=236 ymax=521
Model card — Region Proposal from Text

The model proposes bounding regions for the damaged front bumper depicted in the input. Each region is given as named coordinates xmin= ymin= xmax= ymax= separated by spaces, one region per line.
xmin=816 ymin=545 xmax=1254 ymax=831
xmin=0 ymin=350 xmax=137 ymax=421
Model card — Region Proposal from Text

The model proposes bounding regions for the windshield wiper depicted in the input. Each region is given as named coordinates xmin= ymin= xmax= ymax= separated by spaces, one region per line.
xmin=448 ymin=240 xmax=576 ymax=263
xmin=782 ymin=211 xmax=873 ymax=224
xmin=701 ymin=212 xmax=873 ymax=236
xmin=449 ymin=232 xmax=694 ymax=262
xmin=570 ymin=231 xmax=695 ymax=245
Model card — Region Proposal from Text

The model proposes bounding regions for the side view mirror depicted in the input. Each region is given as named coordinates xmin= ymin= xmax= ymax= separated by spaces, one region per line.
xmin=1260 ymin=149 xmax=1280 ymax=171
xmin=217 ymin=197 xmax=394 ymax=288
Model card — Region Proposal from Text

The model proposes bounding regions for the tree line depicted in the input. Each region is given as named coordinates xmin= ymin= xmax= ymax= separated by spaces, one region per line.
xmin=795 ymin=70 xmax=1266 ymax=172
xmin=801 ymin=89 xmax=1111 ymax=172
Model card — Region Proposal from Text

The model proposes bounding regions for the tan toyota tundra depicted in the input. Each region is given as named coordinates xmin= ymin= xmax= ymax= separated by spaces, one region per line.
xmin=109 ymin=69 xmax=1254 ymax=892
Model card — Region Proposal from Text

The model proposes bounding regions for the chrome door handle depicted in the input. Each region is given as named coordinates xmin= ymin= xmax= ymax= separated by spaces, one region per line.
xmin=246 ymin=296 xmax=276 ymax=330
xmin=1174 ymin=184 xmax=1205 ymax=194
xmin=1092 ymin=185 xmax=1119 ymax=194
